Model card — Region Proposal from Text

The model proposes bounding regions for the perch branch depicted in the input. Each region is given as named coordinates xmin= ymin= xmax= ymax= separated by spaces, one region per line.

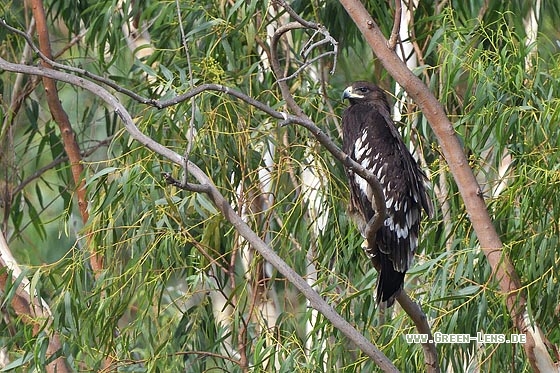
xmin=396 ymin=291 xmax=439 ymax=372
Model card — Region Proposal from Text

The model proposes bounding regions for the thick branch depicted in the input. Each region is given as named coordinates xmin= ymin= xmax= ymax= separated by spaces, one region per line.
xmin=30 ymin=1 xmax=88 ymax=223
xmin=337 ymin=0 xmax=555 ymax=371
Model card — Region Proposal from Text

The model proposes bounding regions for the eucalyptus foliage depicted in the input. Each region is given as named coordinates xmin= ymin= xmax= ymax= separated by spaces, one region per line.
xmin=0 ymin=0 xmax=559 ymax=371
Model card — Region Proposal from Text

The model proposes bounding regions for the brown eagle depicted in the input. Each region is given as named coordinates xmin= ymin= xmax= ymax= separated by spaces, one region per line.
xmin=342 ymin=81 xmax=432 ymax=307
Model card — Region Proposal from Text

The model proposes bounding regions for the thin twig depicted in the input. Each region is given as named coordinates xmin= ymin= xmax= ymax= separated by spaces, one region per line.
xmin=271 ymin=17 xmax=337 ymax=83
xmin=277 ymin=51 xmax=337 ymax=82
xmin=175 ymin=0 xmax=197 ymax=186
xmin=387 ymin=0 xmax=402 ymax=50
xmin=300 ymin=29 xmax=325 ymax=58
xmin=275 ymin=0 xmax=316 ymax=28
xmin=299 ymin=26 xmax=338 ymax=74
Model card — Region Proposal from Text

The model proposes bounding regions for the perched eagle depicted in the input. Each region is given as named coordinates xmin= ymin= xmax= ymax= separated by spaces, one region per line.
xmin=342 ymin=81 xmax=432 ymax=307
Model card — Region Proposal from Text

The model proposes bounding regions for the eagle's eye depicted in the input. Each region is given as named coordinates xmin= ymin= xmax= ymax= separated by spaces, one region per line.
xmin=356 ymin=87 xmax=369 ymax=93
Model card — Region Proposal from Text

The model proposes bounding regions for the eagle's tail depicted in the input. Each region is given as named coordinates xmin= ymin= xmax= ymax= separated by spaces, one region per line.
xmin=375 ymin=253 xmax=405 ymax=307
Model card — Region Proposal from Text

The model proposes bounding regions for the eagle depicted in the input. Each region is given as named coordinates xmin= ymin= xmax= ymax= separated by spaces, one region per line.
xmin=342 ymin=81 xmax=432 ymax=307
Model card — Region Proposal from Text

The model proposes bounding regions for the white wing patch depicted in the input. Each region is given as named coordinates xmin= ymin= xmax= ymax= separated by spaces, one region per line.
xmin=360 ymin=131 xmax=368 ymax=143
xmin=386 ymin=196 xmax=394 ymax=208
xmin=354 ymin=131 xmax=370 ymax=160
xmin=384 ymin=216 xmax=409 ymax=239
xmin=355 ymin=174 xmax=369 ymax=197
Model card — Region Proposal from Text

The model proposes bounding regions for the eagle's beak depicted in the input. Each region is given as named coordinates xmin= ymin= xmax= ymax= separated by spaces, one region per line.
xmin=342 ymin=86 xmax=362 ymax=100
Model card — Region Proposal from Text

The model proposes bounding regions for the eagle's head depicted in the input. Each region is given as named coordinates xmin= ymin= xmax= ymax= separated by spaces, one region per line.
xmin=342 ymin=81 xmax=388 ymax=107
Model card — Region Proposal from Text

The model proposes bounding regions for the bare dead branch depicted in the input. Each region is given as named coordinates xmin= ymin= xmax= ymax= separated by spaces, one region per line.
xmin=278 ymin=50 xmax=338 ymax=83
xmin=387 ymin=0 xmax=402 ymax=50
xmin=300 ymin=30 xmax=330 ymax=59
xmin=276 ymin=24 xmax=338 ymax=83
xmin=274 ymin=0 xmax=316 ymax=28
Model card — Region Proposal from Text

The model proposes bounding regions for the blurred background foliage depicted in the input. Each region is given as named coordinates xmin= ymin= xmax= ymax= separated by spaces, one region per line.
xmin=1 ymin=0 xmax=559 ymax=371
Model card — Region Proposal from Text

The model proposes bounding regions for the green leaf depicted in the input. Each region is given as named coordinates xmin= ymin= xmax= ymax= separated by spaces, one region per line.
xmin=85 ymin=167 xmax=118 ymax=187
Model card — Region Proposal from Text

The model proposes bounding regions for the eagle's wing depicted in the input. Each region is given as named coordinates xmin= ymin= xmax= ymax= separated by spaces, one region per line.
xmin=378 ymin=108 xmax=433 ymax=219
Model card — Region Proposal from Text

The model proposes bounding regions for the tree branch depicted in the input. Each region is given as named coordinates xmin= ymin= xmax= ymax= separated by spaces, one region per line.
xmin=387 ymin=0 xmax=402 ymax=50
xmin=395 ymin=291 xmax=439 ymax=372
xmin=30 ymin=0 xmax=88 ymax=221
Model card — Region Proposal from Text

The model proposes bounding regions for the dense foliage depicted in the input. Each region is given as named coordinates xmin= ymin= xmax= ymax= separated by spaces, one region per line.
xmin=0 ymin=0 xmax=559 ymax=371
